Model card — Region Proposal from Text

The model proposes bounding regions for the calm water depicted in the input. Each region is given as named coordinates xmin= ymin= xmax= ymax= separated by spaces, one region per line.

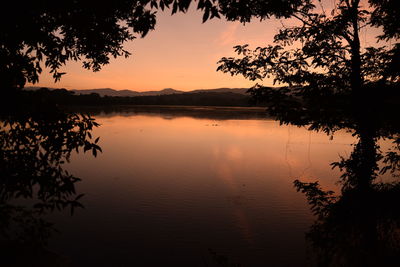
xmin=42 ymin=110 xmax=358 ymax=266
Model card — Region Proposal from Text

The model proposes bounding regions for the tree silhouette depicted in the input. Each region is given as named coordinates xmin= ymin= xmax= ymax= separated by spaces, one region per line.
xmin=2 ymin=1 xmax=398 ymax=91
xmin=1 ymin=0 xmax=159 ymax=88
xmin=216 ymin=0 xmax=399 ymax=100
xmin=0 ymin=0 xmax=312 ymax=89
xmin=0 ymin=110 xmax=102 ymax=265
xmin=294 ymin=129 xmax=400 ymax=266
xmin=0 ymin=111 xmax=101 ymax=246
xmin=266 ymin=77 xmax=400 ymax=266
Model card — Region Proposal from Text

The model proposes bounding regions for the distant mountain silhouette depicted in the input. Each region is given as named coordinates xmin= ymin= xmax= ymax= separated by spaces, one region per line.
xmin=24 ymin=87 xmax=249 ymax=97
xmin=190 ymin=88 xmax=248 ymax=94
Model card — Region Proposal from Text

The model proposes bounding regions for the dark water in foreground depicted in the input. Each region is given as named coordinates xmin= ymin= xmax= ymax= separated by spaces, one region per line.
xmin=2 ymin=107 xmax=398 ymax=266
xmin=50 ymin=110 xmax=355 ymax=266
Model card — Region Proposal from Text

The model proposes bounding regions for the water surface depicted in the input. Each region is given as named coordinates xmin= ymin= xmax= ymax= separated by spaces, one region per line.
xmin=46 ymin=110 xmax=357 ymax=266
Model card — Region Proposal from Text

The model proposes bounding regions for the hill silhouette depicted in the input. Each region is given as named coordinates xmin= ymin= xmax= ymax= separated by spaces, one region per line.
xmin=17 ymin=87 xmax=260 ymax=107
xmin=24 ymin=87 xmax=249 ymax=97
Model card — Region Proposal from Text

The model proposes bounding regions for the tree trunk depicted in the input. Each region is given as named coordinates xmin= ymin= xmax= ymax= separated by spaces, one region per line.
xmin=350 ymin=0 xmax=362 ymax=96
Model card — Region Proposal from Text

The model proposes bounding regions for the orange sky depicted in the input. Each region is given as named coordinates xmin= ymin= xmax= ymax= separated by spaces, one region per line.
xmin=29 ymin=0 xmax=381 ymax=91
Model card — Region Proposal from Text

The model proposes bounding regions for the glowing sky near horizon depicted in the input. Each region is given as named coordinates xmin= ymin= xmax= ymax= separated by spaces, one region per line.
xmin=29 ymin=0 xmax=382 ymax=91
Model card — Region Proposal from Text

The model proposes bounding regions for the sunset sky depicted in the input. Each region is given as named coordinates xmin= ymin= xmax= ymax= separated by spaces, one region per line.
xmin=30 ymin=0 xmax=381 ymax=92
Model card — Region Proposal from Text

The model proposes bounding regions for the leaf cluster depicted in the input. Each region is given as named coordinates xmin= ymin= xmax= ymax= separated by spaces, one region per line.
xmin=0 ymin=0 xmax=314 ymax=88
xmin=0 ymin=113 xmax=101 ymax=213
xmin=0 ymin=112 xmax=102 ymax=244
xmin=217 ymin=0 xmax=399 ymax=100
xmin=0 ymin=0 xmax=159 ymax=88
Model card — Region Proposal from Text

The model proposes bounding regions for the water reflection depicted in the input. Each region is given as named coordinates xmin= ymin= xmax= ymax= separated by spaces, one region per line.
xmin=0 ymin=111 xmax=101 ymax=266
xmin=295 ymin=132 xmax=400 ymax=266
xmin=2 ymin=98 xmax=399 ymax=266
xmin=271 ymin=92 xmax=400 ymax=266
xmin=66 ymin=105 xmax=270 ymax=120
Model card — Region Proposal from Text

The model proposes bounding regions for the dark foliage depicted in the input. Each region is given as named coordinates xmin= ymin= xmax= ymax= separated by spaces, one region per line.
xmin=10 ymin=87 xmax=253 ymax=107
xmin=294 ymin=132 xmax=400 ymax=266
xmin=0 ymin=108 xmax=101 ymax=248
xmin=0 ymin=0 xmax=309 ymax=89
xmin=285 ymin=89 xmax=400 ymax=266
xmin=217 ymin=0 xmax=400 ymax=106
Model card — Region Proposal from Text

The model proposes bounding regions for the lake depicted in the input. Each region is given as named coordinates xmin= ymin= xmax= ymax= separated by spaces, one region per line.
xmin=40 ymin=108 xmax=358 ymax=266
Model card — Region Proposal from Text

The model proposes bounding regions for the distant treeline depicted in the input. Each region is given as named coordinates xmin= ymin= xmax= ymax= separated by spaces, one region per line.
xmin=3 ymin=85 xmax=399 ymax=116
xmin=18 ymin=87 xmax=255 ymax=107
